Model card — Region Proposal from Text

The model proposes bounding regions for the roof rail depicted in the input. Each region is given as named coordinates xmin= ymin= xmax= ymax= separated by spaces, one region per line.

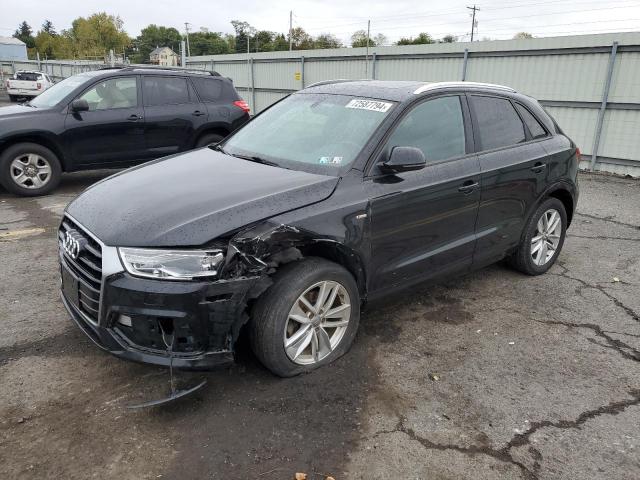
xmin=305 ymin=79 xmax=368 ymax=89
xmin=413 ymin=81 xmax=516 ymax=95
xmin=100 ymin=65 xmax=220 ymax=76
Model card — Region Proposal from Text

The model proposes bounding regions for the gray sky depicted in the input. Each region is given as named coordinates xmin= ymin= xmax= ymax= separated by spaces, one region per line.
xmin=2 ymin=0 xmax=640 ymax=44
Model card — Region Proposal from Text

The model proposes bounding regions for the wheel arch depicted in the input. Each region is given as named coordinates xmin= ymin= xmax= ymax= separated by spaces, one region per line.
xmin=0 ymin=134 xmax=68 ymax=171
xmin=544 ymin=183 xmax=576 ymax=227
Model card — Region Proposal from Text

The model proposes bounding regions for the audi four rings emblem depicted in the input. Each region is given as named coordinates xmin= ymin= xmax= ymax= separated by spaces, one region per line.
xmin=62 ymin=230 xmax=85 ymax=260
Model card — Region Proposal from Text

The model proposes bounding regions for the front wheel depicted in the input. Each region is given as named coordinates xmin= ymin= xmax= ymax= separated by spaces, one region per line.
xmin=249 ymin=258 xmax=360 ymax=377
xmin=509 ymin=197 xmax=567 ymax=275
xmin=0 ymin=142 xmax=62 ymax=196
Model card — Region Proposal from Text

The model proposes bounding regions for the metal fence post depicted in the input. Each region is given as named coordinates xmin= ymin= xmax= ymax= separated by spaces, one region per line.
xmin=372 ymin=52 xmax=377 ymax=80
xmin=211 ymin=59 xmax=215 ymax=72
xmin=461 ymin=49 xmax=469 ymax=81
xmin=250 ymin=57 xmax=256 ymax=112
xmin=11 ymin=61 xmax=15 ymax=74
xmin=589 ymin=41 xmax=618 ymax=170
xmin=300 ymin=56 xmax=305 ymax=89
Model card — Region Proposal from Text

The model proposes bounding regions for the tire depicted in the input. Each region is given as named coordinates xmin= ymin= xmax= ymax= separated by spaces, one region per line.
xmin=0 ymin=142 xmax=62 ymax=196
xmin=195 ymin=133 xmax=224 ymax=148
xmin=249 ymin=257 xmax=361 ymax=377
xmin=509 ymin=197 xmax=567 ymax=275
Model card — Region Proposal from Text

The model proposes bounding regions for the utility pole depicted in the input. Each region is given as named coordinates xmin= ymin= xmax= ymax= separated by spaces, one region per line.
xmin=184 ymin=22 xmax=191 ymax=57
xmin=365 ymin=20 xmax=370 ymax=77
xmin=289 ymin=10 xmax=293 ymax=51
xmin=467 ymin=5 xmax=479 ymax=42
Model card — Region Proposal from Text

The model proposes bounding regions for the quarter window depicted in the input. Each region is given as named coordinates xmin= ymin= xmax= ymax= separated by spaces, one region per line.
xmin=192 ymin=77 xmax=223 ymax=102
xmin=143 ymin=76 xmax=191 ymax=106
xmin=79 ymin=77 xmax=138 ymax=111
xmin=515 ymin=103 xmax=547 ymax=139
xmin=471 ymin=96 xmax=526 ymax=150
xmin=384 ymin=96 xmax=466 ymax=163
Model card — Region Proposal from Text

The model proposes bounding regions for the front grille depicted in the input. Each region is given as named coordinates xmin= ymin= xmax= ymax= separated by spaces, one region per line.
xmin=58 ymin=217 xmax=103 ymax=323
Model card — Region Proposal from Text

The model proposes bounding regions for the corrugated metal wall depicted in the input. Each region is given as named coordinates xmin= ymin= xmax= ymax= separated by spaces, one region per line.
xmin=188 ymin=32 xmax=640 ymax=176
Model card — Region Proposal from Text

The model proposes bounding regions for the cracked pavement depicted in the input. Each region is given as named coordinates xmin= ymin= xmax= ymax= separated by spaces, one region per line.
xmin=0 ymin=172 xmax=638 ymax=479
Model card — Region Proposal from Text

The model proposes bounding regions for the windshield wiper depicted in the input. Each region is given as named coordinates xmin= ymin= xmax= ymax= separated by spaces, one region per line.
xmin=230 ymin=153 xmax=281 ymax=168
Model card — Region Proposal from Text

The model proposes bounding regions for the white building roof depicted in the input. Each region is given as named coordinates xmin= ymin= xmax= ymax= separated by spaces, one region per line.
xmin=0 ymin=36 xmax=26 ymax=46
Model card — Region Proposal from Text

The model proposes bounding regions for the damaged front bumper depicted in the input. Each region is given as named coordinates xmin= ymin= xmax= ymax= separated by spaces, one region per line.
xmin=60 ymin=251 xmax=268 ymax=370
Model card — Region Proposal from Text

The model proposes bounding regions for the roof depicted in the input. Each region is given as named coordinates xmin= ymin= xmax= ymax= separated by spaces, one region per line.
xmin=150 ymin=46 xmax=177 ymax=56
xmin=0 ymin=36 xmax=26 ymax=46
xmin=301 ymin=80 xmax=516 ymax=102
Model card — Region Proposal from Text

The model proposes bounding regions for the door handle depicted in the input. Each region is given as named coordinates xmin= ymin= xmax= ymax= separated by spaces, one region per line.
xmin=192 ymin=110 xmax=205 ymax=116
xmin=531 ymin=162 xmax=547 ymax=173
xmin=127 ymin=114 xmax=142 ymax=121
xmin=458 ymin=180 xmax=479 ymax=194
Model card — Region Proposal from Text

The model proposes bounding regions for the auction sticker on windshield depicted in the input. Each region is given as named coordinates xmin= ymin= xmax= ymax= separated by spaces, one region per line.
xmin=345 ymin=99 xmax=393 ymax=113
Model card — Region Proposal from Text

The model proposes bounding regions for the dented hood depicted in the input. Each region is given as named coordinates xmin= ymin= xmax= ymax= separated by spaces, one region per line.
xmin=66 ymin=148 xmax=339 ymax=247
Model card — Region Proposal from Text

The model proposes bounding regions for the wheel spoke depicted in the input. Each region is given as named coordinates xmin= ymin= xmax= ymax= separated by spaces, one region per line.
xmin=538 ymin=242 xmax=548 ymax=265
xmin=298 ymin=294 xmax=316 ymax=314
xmin=531 ymin=234 xmax=543 ymax=244
xmin=289 ymin=313 xmax=311 ymax=325
xmin=13 ymin=173 xmax=28 ymax=185
xmin=324 ymin=303 xmax=351 ymax=318
xmin=321 ymin=318 xmax=349 ymax=328
xmin=316 ymin=327 xmax=332 ymax=358
xmin=531 ymin=239 xmax=543 ymax=255
xmin=548 ymin=216 xmax=561 ymax=234
xmin=323 ymin=284 xmax=339 ymax=311
xmin=285 ymin=324 xmax=313 ymax=360
xmin=31 ymin=175 xmax=43 ymax=187
xmin=314 ymin=281 xmax=330 ymax=311
xmin=27 ymin=154 xmax=39 ymax=166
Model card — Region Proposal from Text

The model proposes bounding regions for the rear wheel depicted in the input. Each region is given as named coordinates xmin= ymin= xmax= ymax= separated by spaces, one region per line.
xmin=195 ymin=133 xmax=224 ymax=148
xmin=509 ymin=197 xmax=567 ymax=275
xmin=0 ymin=142 xmax=62 ymax=196
xmin=249 ymin=258 xmax=360 ymax=377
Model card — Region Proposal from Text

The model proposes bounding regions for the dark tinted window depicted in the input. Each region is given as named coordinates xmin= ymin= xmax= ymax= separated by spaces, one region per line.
xmin=192 ymin=77 xmax=223 ymax=102
xmin=515 ymin=103 xmax=547 ymax=139
xmin=471 ymin=96 xmax=526 ymax=150
xmin=385 ymin=96 xmax=466 ymax=163
xmin=143 ymin=76 xmax=190 ymax=106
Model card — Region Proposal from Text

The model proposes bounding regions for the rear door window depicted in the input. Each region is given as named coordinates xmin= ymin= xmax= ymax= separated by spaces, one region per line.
xmin=470 ymin=95 xmax=526 ymax=151
xmin=384 ymin=95 xmax=466 ymax=163
xmin=192 ymin=77 xmax=223 ymax=102
xmin=515 ymin=103 xmax=547 ymax=139
xmin=143 ymin=76 xmax=191 ymax=106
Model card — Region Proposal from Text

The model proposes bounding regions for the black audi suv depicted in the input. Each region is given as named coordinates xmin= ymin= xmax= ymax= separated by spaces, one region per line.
xmin=58 ymin=80 xmax=579 ymax=377
xmin=0 ymin=67 xmax=250 ymax=196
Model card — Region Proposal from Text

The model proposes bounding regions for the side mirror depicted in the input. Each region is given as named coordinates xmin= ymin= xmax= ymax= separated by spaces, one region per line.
xmin=380 ymin=146 xmax=426 ymax=174
xmin=70 ymin=99 xmax=89 ymax=113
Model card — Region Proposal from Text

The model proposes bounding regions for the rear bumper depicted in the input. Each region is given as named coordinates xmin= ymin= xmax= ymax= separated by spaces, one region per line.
xmin=7 ymin=88 xmax=39 ymax=96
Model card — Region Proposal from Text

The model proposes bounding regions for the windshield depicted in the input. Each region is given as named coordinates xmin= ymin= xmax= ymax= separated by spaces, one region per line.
xmin=29 ymin=74 xmax=91 ymax=108
xmin=222 ymin=93 xmax=395 ymax=174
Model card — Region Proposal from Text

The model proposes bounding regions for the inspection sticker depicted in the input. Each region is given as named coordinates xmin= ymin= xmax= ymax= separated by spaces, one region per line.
xmin=345 ymin=99 xmax=393 ymax=113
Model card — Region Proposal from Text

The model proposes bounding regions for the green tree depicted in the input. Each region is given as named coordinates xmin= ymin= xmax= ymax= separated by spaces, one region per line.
xmin=231 ymin=20 xmax=255 ymax=53
xmin=42 ymin=20 xmax=56 ymax=36
xmin=13 ymin=21 xmax=35 ymax=48
xmin=397 ymin=32 xmax=434 ymax=45
xmin=272 ymin=33 xmax=289 ymax=51
xmin=68 ymin=13 xmax=130 ymax=59
xmin=289 ymin=27 xmax=313 ymax=50
xmin=351 ymin=30 xmax=371 ymax=47
xmin=313 ymin=33 xmax=342 ymax=49
xmin=131 ymin=24 xmax=182 ymax=63
xmin=189 ymin=31 xmax=231 ymax=55
xmin=441 ymin=34 xmax=456 ymax=43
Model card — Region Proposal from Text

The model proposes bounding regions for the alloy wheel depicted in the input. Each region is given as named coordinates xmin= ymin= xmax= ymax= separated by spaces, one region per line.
xmin=10 ymin=153 xmax=52 ymax=189
xmin=531 ymin=208 xmax=562 ymax=266
xmin=284 ymin=280 xmax=351 ymax=365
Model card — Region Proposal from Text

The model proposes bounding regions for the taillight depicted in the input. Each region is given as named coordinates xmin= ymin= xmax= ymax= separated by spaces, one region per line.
xmin=233 ymin=100 xmax=250 ymax=114
xmin=37 ymin=82 xmax=42 ymax=89
xmin=575 ymin=147 xmax=581 ymax=159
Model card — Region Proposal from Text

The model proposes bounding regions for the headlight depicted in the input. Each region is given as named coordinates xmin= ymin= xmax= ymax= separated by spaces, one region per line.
xmin=118 ymin=247 xmax=224 ymax=280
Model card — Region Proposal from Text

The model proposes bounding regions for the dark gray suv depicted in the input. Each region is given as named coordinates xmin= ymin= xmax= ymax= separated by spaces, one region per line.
xmin=59 ymin=80 xmax=579 ymax=377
